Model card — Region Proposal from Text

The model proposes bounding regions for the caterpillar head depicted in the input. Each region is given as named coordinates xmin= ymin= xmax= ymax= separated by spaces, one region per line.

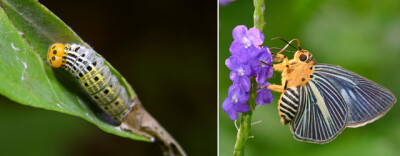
xmin=47 ymin=43 xmax=67 ymax=68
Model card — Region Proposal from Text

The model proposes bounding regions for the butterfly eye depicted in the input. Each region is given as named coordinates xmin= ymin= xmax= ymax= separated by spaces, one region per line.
xmin=299 ymin=54 xmax=307 ymax=62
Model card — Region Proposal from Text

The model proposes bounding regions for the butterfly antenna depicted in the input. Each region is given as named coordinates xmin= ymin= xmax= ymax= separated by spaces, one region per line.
xmin=271 ymin=38 xmax=302 ymax=54
xmin=271 ymin=38 xmax=297 ymax=49
xmin=269 ymin=47 xmax=296 ymax=53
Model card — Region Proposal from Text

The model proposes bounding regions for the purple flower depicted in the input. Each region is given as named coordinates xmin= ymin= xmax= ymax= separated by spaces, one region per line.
xmin=223 ymin=25 xmax=274 ymax=120
xmin=219 ymin=0 xmax=235 ymax=6
xmin=226 ymin=56 xmax=251 ymax=91
xmin=229 ymin=25 xmax=264 ymax=64
xmin=222 ymin=85 xmax=250 ymax=120
xmin=254 ymin=47 xmax=273 ymax=83
xmin=256 ymin=82 xmax=273 ymax=106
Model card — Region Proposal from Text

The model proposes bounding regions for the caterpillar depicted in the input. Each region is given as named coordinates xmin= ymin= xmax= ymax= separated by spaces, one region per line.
xmin=47 ymin=43 xmax=134 ymax=124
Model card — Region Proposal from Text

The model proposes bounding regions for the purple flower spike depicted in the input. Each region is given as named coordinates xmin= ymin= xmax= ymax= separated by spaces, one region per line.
xmin=222 ymin=85 xmax=251 ymax=120
xmin=255 ymin=47 xmax=273 ymax=83
xmin=226 ymin=56 xmax=251 ymax=91
xmin=256 ymin=82 xmax=273 ymax=106
xmin=223 ymin=25 xmax=274 ymax=120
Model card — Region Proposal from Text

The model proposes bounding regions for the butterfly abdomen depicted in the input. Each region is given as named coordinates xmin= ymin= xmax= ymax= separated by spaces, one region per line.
xmin=48 ymin=43 xmax=134 ymax=123
xmin=278 ymin=87 xmax=299 ymax=125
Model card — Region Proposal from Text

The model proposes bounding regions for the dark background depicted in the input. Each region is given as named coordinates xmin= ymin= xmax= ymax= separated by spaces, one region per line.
xmin=220 ymin=0 xmax=400 ymax=155
xmin=0 ymin=0 xmax=216 ymax=155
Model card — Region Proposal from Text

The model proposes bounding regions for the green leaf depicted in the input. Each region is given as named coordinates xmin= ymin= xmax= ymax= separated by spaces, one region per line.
xmin=0 ymin=0 xmax=150 ymax=142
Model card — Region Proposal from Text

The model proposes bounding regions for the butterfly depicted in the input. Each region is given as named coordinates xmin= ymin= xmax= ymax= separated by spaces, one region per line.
xmin=264 ymin=38 xmax=397 ymax=143
xmin=47 ymin=43 xmax=134 ymax=124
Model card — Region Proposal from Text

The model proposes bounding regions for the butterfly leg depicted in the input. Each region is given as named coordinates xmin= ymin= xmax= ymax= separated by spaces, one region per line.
xmin=266 ymin=84 xmax=284 ymax=93
xmin=260 ymin=54 xmax=289 ymax=93
xmin=258 ymin=82 xmax=284 ymax=92
xmin=273 ymin=53 xmax=287 ymax=62
xmin=272 ymin=54 xmax=289 ymax=72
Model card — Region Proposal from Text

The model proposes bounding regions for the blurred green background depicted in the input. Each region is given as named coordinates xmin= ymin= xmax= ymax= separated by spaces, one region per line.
xmin=219 ymin=0 xmax=400 ymax=155
xmin=0 ymin=0 xmax=216 ymax=155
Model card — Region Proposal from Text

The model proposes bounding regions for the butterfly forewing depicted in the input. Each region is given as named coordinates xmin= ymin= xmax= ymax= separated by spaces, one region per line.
xmin=314 ymin=64 xmax=397 ymax=127
xmin=291 ymin=72 xmax=348 ymax=143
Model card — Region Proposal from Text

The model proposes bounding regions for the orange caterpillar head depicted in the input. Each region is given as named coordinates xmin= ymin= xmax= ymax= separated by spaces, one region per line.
xmin=47 ymin=43 xmax=67 ymax=68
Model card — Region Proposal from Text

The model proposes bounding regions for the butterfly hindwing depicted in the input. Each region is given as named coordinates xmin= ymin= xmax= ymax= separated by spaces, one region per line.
xmin=290 ymin=72 xmax=348 ymax=143
xmin=314 ymin=64 xmax=396 ymax=127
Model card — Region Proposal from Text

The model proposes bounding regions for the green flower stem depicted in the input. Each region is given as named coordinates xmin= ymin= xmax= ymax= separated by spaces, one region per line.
xmin=254 ymin=0 xmax=266 ymax=32
xmin=233 ymin=78 xmax=257 ymax=156
xmin=233 ymin=108 xmax=253 ymax=156
xmin=233 ymin=1 xmax=265 ymax=155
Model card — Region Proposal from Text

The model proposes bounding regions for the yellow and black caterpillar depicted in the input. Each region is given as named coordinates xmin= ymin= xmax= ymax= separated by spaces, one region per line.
xmin=47 ymin=43 xmax=134 ymax=124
